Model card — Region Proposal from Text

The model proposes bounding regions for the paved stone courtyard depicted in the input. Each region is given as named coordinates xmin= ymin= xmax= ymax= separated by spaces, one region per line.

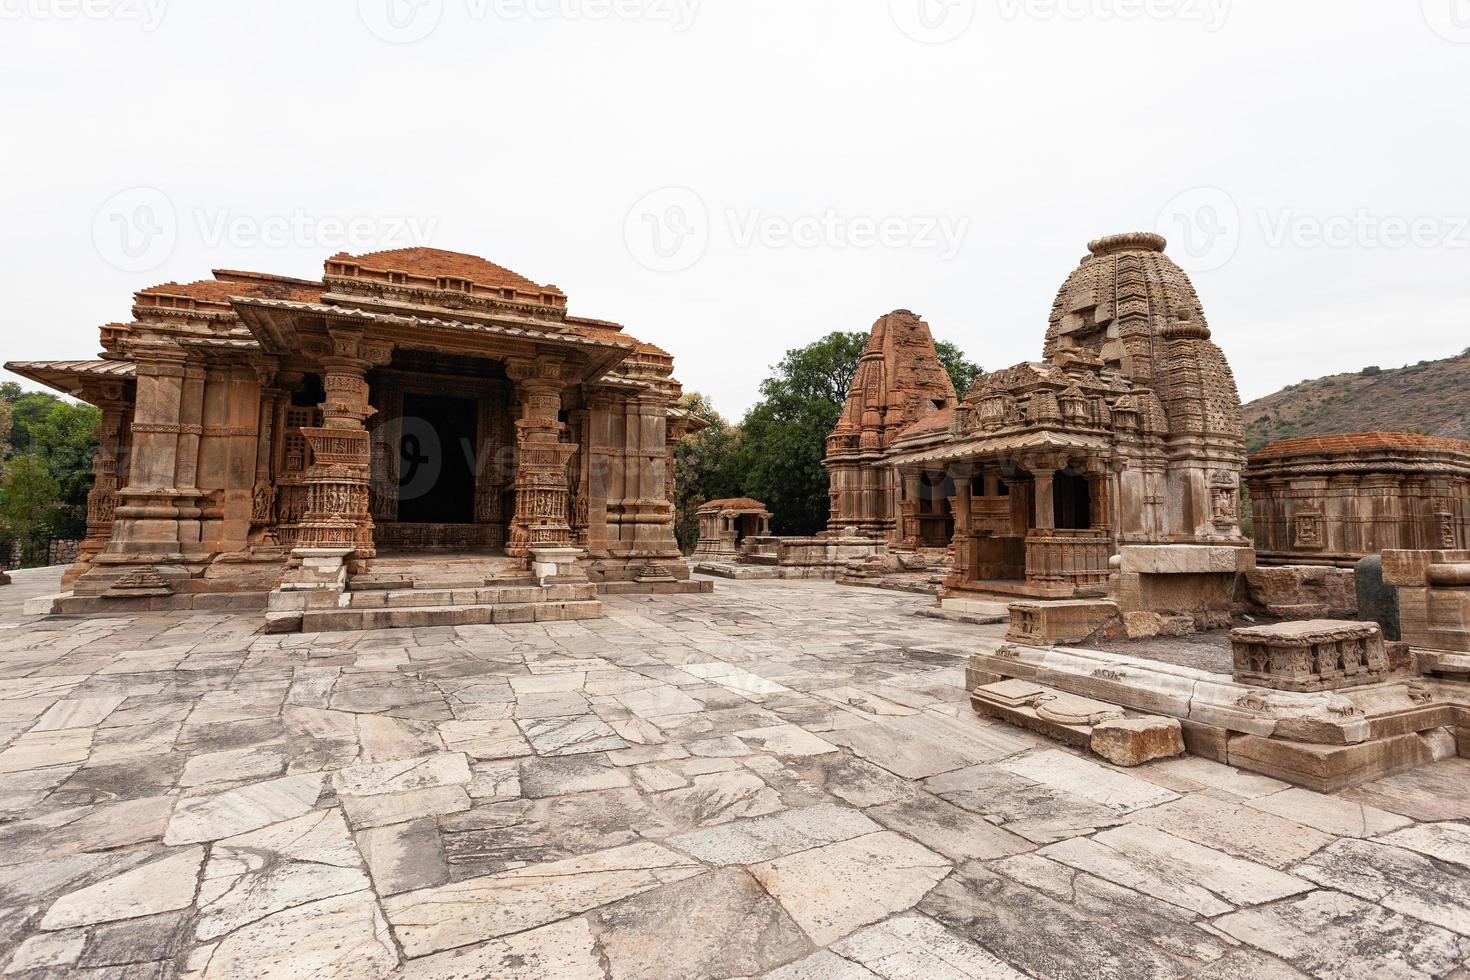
xmin=0 ymin=568 xmax=1468 ymax=979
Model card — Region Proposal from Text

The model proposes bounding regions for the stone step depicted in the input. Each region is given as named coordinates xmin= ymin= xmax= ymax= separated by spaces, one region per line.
xmin=302 ymin=599 xmax=604 ymax=632
xmin=345 ymin=583 xmax=591 ymax=609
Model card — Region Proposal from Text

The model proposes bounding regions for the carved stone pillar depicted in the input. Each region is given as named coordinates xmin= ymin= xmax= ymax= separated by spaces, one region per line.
xmin=295 ymin=334 xmax=379 ymax=560
xmin=507 ymin=358 xmax=577 ymax=558
xmin=102 ymin=345 xmax=203 ymax=563
xmin=251 ymin=382 xmax=283 ymax=541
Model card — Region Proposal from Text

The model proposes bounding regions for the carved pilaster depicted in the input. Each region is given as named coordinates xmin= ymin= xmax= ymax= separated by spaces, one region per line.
xmin=507 ymin=358 xmax=577 ymax=557
xmin=294 ymin=333 xmax=385 ymax=560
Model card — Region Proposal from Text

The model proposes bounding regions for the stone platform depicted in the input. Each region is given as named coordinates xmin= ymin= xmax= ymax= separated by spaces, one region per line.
xmin=2 ymin=569 xmax=1469 ymax=978
xmin=969 ymin=639 xmax=1468 ymax=792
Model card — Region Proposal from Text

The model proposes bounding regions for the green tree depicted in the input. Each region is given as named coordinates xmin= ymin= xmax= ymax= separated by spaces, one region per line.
xmin=673 ymin=392 xmax=744 ymax=553
xmin=935 ymin=340 xmax=982 ymax=398
xmin=736 ymin=331 xmax=981 ymax=536
xmin=1 ymin=455 xmax=60 ymax=566
xmin=0 ymin=385 xmax=100 ymax=554
xmin=737 ymin=332 xmax=868 ymax=535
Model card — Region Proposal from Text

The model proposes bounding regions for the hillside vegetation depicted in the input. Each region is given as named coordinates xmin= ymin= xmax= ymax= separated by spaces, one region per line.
xmin=1243 ymin=349 xmax=1470 ymax=453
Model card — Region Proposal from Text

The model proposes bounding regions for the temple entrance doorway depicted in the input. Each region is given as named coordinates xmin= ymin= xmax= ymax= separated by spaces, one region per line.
xmin=1053 ymin=470 xmax=1092 ymax=530
xmin=734 ymin=514 xmax=761 ymax=546
xmin=398 ymin=394 xmax=477 ymax=525
xmin=368 ymin=352 xmax=517 ymax=555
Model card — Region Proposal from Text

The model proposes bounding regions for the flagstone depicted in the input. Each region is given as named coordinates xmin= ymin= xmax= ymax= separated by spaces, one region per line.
xmin=1243 ymin=787 xmax=1413 ymax=839
xmin=382 ymin=841 xmax=705 ymax=957
xmin=330 ymin=752 xmax=471 ymax=797
xmin=341 ymin=785 xmax=471 ymax=829
xmin=1127 ymin=794 xmax=1333 ymax=869
xmin=751 ymin=832 xmax=951 ymax=945
xmin=179 ymin=745 xmax=288 ymax=788
xmin=519 ymin=714 xmax=629 ymax=756
xmin=596 ymin=866 xmax=812 ymax=979
xmin=196 ymin=809 xmax=369 ymax=940
xmin=867 ymin=795 xmax=1033 ymax=863
xmin=164 ymin=774 xmax=323 ymax=845
xmin=40 ymin=845 xmax=204 ymax=930
xmin=735 ymin=723 xmax=840 ymax=757
xmin=0 ymin=729 xmax=93 ymax=774
xmin=652 ymin=769 xmax=783 ymax=828
xmin=1296 ymin=838 xmax=1470 ymax=937
xmin=521 ymin=755 xmax=632 ymax=797
xmin=31 ymin=696 xmax=126 ymax=732
xmin=1040 ymin=824 xmax=1312 ymax=917
xmin=4 ymin=930 xmax=85 ymax=974
xmin=671 ymin=803 xmax=881 ymax=865
xmin=923 ymin=764 xmax=1127 ymax=844
xmin=1380 ymin=821 xmax=1470 ymax=870
xmin=762 ymin=951 xmax=882 ymax=979
xmin=356 ymin=817 xmax=450 ymax=897
xmin=831 ymin=915 xmax=1026 ymax=979
xmin=78 ymin=910 xmax=190 ymax=968
xmin=401 ymin=917 xmax=604 ymax=979
xmin=193 ymin=889 xmax=398 ymax=979
xmin=1213 ymin=890 xmax=1470 ymax=979
xmin=998 ymin=750 xmax=1178 ymax=813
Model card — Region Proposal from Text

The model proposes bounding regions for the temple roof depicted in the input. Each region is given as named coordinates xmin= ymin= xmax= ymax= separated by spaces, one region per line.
xmin=887 ymin=429 xmax=1109 ymax=468
xmin=327 ymin=248 xmax=557 ymax=297
xmin=135 ymin=272 xmax=324 ymax=310
xmin=699 ymin=498 xmax=770 ymax=514
xmin=1251 ymin=432 xmax=1470 ymax=460
xmin=4 ymin=359 xmax=135 ymax=397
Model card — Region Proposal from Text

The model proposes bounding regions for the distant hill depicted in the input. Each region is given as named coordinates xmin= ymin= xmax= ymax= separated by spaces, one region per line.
xmin=1242 ymin=349 xmax=1470 ymax=454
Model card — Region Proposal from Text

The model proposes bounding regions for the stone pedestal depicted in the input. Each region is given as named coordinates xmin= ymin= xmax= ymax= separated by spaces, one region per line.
xmin=1382 ymin=549 xmax=1470 ymax=655
xmin=266 ymin=547 xmax=353 ymax=633
xmin=1231 ymin=620 xmax=1391 ymax=692
xmin=1117 ymin=544 xmax=1254 ymax=625
xmin=529 ymin=547 xmax=588 ymax=587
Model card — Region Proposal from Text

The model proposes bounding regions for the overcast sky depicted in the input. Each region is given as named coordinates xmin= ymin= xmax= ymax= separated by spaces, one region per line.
xmin=2 ymin=0 xmax=1467 ymax=417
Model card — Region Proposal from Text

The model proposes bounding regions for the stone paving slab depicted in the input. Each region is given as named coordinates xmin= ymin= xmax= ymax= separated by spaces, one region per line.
xmin=0 ymin=569 xmax=1464 ymax=978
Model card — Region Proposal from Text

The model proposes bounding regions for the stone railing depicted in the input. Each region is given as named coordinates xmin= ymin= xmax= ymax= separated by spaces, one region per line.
xmin=1025 ymin=528 xmax=1111 ymax=589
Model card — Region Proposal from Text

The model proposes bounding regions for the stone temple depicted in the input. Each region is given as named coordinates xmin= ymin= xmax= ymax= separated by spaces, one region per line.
xmin=828 ymin=232 xmax=1250 ymax=606
xmin=6 ymin=248 xmax=703 ymax=630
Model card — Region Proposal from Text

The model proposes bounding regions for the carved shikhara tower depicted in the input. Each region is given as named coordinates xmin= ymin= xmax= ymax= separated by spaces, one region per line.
xmin=824 ymin=310 xmax=958 ymax=536
xmin=7 ymin=248 xmax=698 ymax=614
xmin=839 ymin=233 xmax=1249 ymax=598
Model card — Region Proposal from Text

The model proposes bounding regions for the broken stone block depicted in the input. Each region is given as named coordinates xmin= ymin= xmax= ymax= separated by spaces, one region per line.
xmin=1089 ymin=717 xmax=1185 ymax=767
xmin=1006 ymin=599 xmax=1120 ymax=646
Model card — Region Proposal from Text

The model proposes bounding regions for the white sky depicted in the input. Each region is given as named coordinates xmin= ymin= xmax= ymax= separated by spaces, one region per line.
xmin=2 ymin=0 xmax=1467 ymax=417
